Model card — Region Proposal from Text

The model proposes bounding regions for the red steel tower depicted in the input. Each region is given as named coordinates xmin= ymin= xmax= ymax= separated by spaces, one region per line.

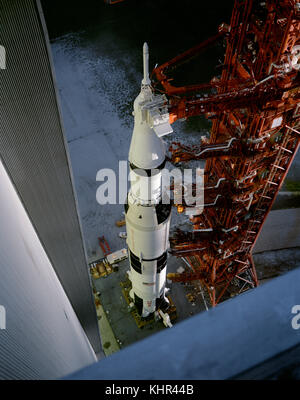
xmin=152 ymin=0 xmax=300 ymax=306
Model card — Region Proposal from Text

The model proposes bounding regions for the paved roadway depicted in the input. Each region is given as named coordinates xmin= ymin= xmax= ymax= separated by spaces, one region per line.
xmin=254 ymin=208 xmax=300 ymax=253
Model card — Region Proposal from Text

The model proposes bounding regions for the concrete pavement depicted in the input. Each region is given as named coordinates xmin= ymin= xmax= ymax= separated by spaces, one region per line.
xmin=254 ymin=208 xmax=300 ymax=253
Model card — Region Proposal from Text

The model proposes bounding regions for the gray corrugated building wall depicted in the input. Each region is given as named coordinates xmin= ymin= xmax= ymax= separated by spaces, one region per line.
xmin=0 ymin=0 xmax=102 ymax=361
xmin=0 ymin=158 xmax=97 ymax=379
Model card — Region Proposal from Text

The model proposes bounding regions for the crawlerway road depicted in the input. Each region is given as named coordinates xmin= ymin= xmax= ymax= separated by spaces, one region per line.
xmin=254 ymin=208 xmax=300 ymax=253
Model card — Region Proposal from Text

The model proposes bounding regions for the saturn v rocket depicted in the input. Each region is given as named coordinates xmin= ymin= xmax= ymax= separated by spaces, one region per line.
xmin=125 ymin=43 xmax=173 ymax=319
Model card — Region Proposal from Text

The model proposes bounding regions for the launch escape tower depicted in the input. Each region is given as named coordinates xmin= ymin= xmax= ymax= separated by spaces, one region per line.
xmin=151 ymin=0 xmax=300 ymax=306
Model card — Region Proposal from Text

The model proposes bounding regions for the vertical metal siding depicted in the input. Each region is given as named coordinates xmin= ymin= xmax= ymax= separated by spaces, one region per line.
xmin=0 ymin=158 xmax=97 ymax=379
xmin=0 ymin=0 xmax=101 ymax=354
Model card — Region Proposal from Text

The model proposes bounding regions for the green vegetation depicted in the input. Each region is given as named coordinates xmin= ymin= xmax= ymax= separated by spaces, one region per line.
xmin=284 ymin=179 xmax=300 ymax=192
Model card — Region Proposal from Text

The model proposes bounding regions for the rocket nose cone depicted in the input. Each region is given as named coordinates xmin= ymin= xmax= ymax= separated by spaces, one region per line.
xmin=143 ymin=42 xmax=149 ymax=54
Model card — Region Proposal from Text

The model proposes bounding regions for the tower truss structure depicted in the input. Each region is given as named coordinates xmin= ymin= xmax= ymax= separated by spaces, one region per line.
xmin=153 ymin=0 xmax=300 ymax=306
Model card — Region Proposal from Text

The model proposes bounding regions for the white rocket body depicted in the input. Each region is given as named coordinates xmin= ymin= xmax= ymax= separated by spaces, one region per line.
xmin=125 ymin=43 xmax=173 ymax=318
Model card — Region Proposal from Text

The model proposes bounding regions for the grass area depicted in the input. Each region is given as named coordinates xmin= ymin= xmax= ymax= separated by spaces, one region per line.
xmin=284 ymin=180 xmax=300 ymax=192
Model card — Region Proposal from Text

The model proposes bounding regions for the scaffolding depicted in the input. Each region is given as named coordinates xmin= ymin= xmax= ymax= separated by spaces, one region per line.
xmin=153 ymin=0 xmax=300 ymax=306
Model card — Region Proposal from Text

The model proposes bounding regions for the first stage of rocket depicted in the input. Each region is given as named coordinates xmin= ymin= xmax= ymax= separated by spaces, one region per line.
xmin=125 ymin=43 xmax=173 ymax=319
